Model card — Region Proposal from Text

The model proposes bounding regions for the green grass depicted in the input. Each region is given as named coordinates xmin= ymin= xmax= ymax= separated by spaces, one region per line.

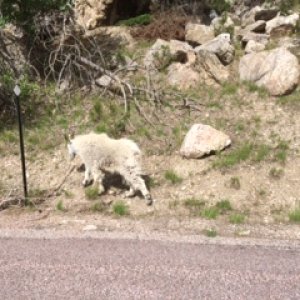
xmin=243 ymin=81 xmax=268 ymax=97
xmin=254 ymin=144 xmax=271 ymax=162
xmin=288 ymin=209 xmax=300 ymax=223
xmin=113 ymin=200 xmax=129 ymax=216
xmin=221 ymin=82 xmax=239 ymax=96
xmin=229 ymin=213 xmax=245 ymax=224
xmin=274 ymin=140 xmax=289 ymax=163
xmin=56 ymin=200 xmax=66 ymax=212
xmin=169 ymin=200 xmax=180 ymax=209
xmin=184 ymin=198 xmax=206 ymax=208
xmin=117 ymin=14 xmax=152 ymax=26
xmin=85 ymin=186 xmax=99 ymax=200
xmin=183 ymin=198 xmax=205 ymax=215
xmin=63 ymin=190 xmax=74 ymax=199
xmin=213 ymin=143 xmax=253 ymax=168
xmin=203 ymin=228 xmax=217 ymax=237
xmin=164 ymin=170 xmax=183 ymax=184
xmin=229 ymin=177 xmax=241 ymax=190
xmin=216 ymin=200 xmax=232 ymax=213
xmin=269 ymin=167 xmax=284 ymax=179
xmin=201 ymin=207 xmax=219 ymax=219
xmin=278 ymin=89 xmax=300 ymax=106
xmin=91 ymin=201 xmax=106 ymax=213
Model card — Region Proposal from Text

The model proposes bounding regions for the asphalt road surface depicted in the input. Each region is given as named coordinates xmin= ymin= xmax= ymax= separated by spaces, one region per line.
xmin=0 ymin=231 xmax=300 ymax=299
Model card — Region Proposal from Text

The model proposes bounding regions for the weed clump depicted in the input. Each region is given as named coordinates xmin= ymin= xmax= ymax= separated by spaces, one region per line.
xmin=85 ymin=186 xmax=99 ymax=200
xmin=117 ymin=14 xmax=152 ymax=26
xmin=229 ymin=214 xmax=245 ymax=224
xmin=164 ymin=170 xmax=183 ymax=184
xmin=113 ymin=201 xmax=129 ymax=216
xmin=289 ymin=209 xmax=300 ymax=223
xmin=203 ymin=228 xmax=217 ymax=237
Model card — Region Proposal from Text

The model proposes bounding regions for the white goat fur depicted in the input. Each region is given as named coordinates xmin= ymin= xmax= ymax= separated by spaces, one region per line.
xmin=68 ymin=132 xmax=152 ymax=204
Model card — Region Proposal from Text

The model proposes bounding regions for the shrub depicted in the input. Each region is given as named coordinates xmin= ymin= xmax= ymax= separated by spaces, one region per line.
xmin=201 ymin=207 xmax=219 ymax=219
xmin=117 ymin=14 xmax=152 ymax=26
xmin=229 ymin=214 xmax=245 ymax=224
xmin=164 ymin=170 xmax=183 ymax=184
xmin=289 ymin=209 xmax=300 ymax=223
xmin=113 ymin=201 xmax=129 ymax=216
xmin=85 ymin=187 xmax=99 ymax=200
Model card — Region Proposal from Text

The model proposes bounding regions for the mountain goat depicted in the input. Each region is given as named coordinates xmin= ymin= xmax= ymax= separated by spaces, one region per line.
xmin=67 ymin=132 xmax=152 ymax=205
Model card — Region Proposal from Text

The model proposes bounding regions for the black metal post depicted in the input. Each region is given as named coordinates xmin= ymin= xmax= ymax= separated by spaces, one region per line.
xmin=15 ymin=93 xmax=28 ymax=199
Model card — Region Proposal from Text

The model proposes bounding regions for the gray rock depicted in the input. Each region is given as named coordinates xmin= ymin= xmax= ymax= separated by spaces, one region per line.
xmin=195 ymin=33 xmax=235 ymax=65
xmin=255 ymin=8 xmax=279 ymax=21
xmin=143 ymin=39 xmax=170 ymax=71
xmin=266 ymin=13 xmax=299 ymax=35
xmin=243 ymin=20 xmax=266 ymax=33
xmin=180 ymin=124 xmax=231 ymax=159
xmin=239 ymin=47 xmax=299 ymax=96
xmin=169 ymin=40 xmax=195 ymax=64
xmin=245 ymin=40 xmax=266 ymax=54
xmin=185 ymin=23 xmax=215 ymax=45
xmin=194 ymin=50 xmax=230 ymax=84
xmin=241 ymin=6 xmax=279 ymax=28
xmin=241 ymin=32 xmax=270 ymax=46
xmin=167 ymin=63 xmax=200 ymax=90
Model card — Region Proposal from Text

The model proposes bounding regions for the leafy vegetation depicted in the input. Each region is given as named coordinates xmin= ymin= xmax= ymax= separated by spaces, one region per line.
xmin=201 ymin=207 xmax=219 ymax=219
xmin=85 ymin=187 xmax=99 ymax=200
xmin=56 ymin=200 xmax=66 ymax=211
xmin=229 ymin=213 xmax=245 ymax=224
xmin=117 ymin=14 xmax=152 ymax=26
xmin=213 ymin=143 xmax=253 ymax=168
xmin=216 ymin=200 xmax=232 ymax=213
xmin=113 ymin=201 xmax=129 ymax=216
xmin=229 ymin=177 xmax=241 ymax=190
xmin=0 ymin=0 xmax=71 ymax=31
xmin=164 ymin=170 xmax=183 ymax=184
xmin=289 ymin=209 xmax=300 ymax=223
xmin=91 ymin=201 xmax=106 ymax=213
xmin=203 ymin=228 xmax=217 ymax=237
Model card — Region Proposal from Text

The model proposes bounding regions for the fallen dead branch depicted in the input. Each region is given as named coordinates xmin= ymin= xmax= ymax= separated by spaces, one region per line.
xmin=0 ymin=165 xmax=75 ymax=211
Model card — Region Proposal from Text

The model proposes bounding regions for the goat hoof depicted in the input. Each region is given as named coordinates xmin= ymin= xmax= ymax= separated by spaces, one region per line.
xmin=82 ymin=179 xmax=92 ymax=187
xmin=146 ymin=196 xmax=153 ymax=206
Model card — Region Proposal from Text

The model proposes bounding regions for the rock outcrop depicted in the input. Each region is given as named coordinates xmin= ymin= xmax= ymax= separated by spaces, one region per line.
xmin=195 ymin=33 xmax=235 ymax=65
xmin=180 ymin=124 xmax=231 ymax=159
xmin=239 ymin=47 xmax=299 ymax=96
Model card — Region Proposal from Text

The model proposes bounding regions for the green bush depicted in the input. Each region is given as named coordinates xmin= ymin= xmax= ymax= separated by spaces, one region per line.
xmin=207 ymin=0 xmax=231 ymax=14
xmin=117 ymin=14 xmax=152 ymax=26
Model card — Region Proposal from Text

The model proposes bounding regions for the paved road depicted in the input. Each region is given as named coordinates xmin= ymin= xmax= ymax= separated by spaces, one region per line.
xmin=0 ymin=232 xmax=300 ymax=300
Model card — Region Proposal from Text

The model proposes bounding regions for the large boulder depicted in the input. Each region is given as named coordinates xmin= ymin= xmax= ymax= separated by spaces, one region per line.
xmin=240 ymin=32 xmax=270 ymax=46
xmin=180 ymin=124 xmax=231 ymax=159
xmin=243 ymin=20 xmax=266 ymax=33
xmin=241 ymin=6 xmax=278 ymax=28
xmin=169 ymin=40 xmax=196 ymax=65
xmin=194 ymin=50 xmax=230 ymax=85
xmin=75 ymin=0 xmax=114 ymax=29
xmin=239 ymin=47 xmax=299 ymax=96
xmin=245 ymin=40 xmax=265 ymax=54
xmin=194 ymin=33 xmax=235 ymax=65
xmin=167 ymin=63 xmax=200 ymax=90
xmin=143 ymin=39 xmax=170 ymax=71
xmin=75 ymin=0 xmax=151 ymax=29
xmin=185 ymin=23 xmax=215 ymax=45
xmin=266 ymin=13 xmax=300 ymax=36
